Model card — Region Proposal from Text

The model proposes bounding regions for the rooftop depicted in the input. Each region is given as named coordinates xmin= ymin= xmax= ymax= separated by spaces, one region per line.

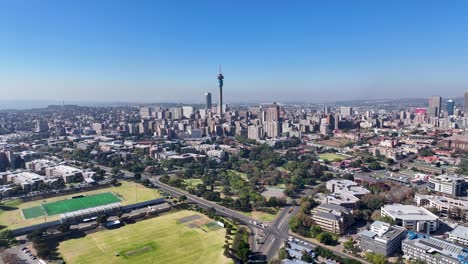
xmin=450 ymin=225 xmax=468 ymax=239
xmin=405 ymin=231 xmax=468 ymax=261
xmin=382 ymin=204 xmax=438 ymax=221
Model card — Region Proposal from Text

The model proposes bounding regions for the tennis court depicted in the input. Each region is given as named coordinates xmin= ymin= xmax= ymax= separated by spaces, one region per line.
xmin=21 ymin=192 xmax=122 ymax=219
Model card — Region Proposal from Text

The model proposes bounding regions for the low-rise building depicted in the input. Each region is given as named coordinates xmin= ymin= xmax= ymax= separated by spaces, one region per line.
xmin=415 ymin=194 xmax=468 ymax=220
xmin=45 ymin=165 xmax=83 ymax=183
xmin=428 ymin=174 xmax=468 ymax=197
xmin=402 ymin=231 xmax=468 ymax=264
xmin=326 ymin=179 xmax=370 ymax=198
xmin=448 ymin=225 xmax=468 ymax=246
xmin=381 ymin=204 xmax=439 ymax=233
xmin=359 ymin=221 xmax=407 ymax=256
xmin=311 ymin=204 xmax=354 ymax=234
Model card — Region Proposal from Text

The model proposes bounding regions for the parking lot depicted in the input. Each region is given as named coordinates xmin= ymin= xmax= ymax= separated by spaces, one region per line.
xmin=0 ymin=244 xmax=40 ymax=264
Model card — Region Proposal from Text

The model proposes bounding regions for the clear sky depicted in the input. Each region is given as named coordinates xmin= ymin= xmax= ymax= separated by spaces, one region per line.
xmin=1 ymin=0 xmax=468 ymax=103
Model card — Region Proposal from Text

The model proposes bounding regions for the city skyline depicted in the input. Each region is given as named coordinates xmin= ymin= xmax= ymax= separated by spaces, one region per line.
xmin=2 ymin=1 xmax=468 ymax=102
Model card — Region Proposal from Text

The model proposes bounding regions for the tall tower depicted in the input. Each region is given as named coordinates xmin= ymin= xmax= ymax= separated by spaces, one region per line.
xmin=428 ymin=96 xmax=442 ymax=117
xmin=204 ymin=92 xmax=212 ymax=110
xmin=217 ymin=66 xmax=224 ymax=115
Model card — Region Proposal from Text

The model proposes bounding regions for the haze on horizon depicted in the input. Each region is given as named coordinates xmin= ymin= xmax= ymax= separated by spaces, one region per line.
xmin=1 ymin=1 xmax=468 ymax=103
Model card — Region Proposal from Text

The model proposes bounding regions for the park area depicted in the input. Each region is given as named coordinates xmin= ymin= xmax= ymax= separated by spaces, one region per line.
xmin=0 ymin=181 xmax=161 ymax=229
xmin=58 ymin=210 xmax=232 ymax=264
xmin=319 ymin=153 xmax=349 ymax=162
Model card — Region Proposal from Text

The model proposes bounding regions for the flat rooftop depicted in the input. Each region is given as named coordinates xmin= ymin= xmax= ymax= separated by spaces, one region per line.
xmin=383 ymin=204 xmax=438 ymax=221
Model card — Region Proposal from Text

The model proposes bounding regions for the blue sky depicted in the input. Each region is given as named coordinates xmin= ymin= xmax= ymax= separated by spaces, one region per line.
xmin=1 ymin=0 xmax=468 ymax=103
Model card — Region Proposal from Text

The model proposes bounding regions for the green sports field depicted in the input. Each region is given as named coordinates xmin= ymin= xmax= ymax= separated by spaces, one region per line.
xmin=0 ymin=181 xmax=161 ymax=229
xmin=58 ymin=210 xmax=233 ymax=264
xmin=319 ymin=153 xmax=349 ymax=162
xmin=21 ymin=192 xmax=121 ymax=219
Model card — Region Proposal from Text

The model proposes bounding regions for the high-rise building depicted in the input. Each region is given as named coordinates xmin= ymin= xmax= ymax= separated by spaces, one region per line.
xmin=139 ymin=106 xmax=152 ymax=118
xmin=204 ymin=92 xmax=212 ymax=110
xmin=446 ymin=99 xmax=455 ymax=116
xmin=464 ymin=91 xmax=468 ymax=116
xmin=323 ymin=106 xmax=331 ymax=115
xmin=264 ymin=102 xmax=280 ymax=122
xmin=34 ymin=120 xmax=49 ymax=133
xmin=217 ymin=68 xmax=224 ymax=116
xmin=428 ymin=96 xmax=442 ymax=117
xmin=182 ymin=106 xmax=194 ymax=118
xmin=340 ymin=106 xmax=353 ymax=117
xmin=263 ymin=121 xmax=281 ymax=138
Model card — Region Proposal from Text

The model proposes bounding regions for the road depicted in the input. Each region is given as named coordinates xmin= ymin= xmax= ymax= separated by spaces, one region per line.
xmin=95 ymin=164 xmax=365 ymax=263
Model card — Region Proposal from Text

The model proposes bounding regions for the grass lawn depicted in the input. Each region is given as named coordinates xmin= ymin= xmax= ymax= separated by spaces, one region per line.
xmin=183 ymin=178 xmax=203 ymax=188
xmin=0 ymin=181 xmax=160 ymax=229
xmin=319 ymin=153 xmax=349 ymax=162
xmin=227 ymin=170 xmax=249 ymax=181
xmin=58 ymin=210 xmax=232 ymax=264
xmin=242 ymin=208 xmax=279 ymax=222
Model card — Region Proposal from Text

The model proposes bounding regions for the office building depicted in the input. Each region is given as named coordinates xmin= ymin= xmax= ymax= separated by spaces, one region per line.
xmin=415 ymin=194 xmax=468 ymax=220
xmin=447 ymin=99 xmax=455 ymax=116
xmin=311 ymin=204 xmax=354 ymax=234
xmin=139 ymin=106 xmax=152 ymax=118
xmin=428 ymin=174 xmax=468 ymax=197
xmin=264 ymin=103 xmax=280 ymax=122
xmin=359 ymin=221 xmax=407 ymax=256
xmin=402 ymin=231 xmax=468 ymax=264
xmin=464 ymin=91 xmax=468 ymax=116
xmin=326 ymin=179 xmax=370 ymax=198
xmin=248 ymin=125 xmax=263 ymax=140
xmin=35 ymin=119 xmax=49 ymax=133
xmin=182 ymin=106 xmax=194 ymax=118
xmin=340 ymin=106 xmax=353 ymax=117
xmin=428 ymin=96 xmax=442 ymax=118
xmin=448 ymin=225 xmax=468 ymax=246
xmin=205 ymin=92 xmax=212 ymax=109
xmin=169 ymin=107 xmax=183 ymax=120
xmin=263 ymin=121 xmax=281 ymax=138
xmin=381 ymin=204 xmax=439 ymax=233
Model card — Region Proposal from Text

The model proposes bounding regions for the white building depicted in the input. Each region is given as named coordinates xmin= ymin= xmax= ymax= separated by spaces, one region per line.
xmin=428 ymin=174 xmax=467 ymax=197
xmin=381 ymin=204 xmax=439 ymax=233
xmin=448 ymin=225 xmax=468 ymax=246
xmin=415 ymin=194 xmax=468 ymax=220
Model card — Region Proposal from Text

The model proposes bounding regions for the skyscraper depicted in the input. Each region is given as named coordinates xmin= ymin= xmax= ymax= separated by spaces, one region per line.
xmin=204 ymin=92 xmax=212 ymax=110
xmin=340 ymin=106 xmax=353 ymax=117
xmin=446 ymin=99 xmax=455 ymax=116
xmin=464 ymin=91 xmax=468 ymax=116
xmin=428 ymin=96 xmax=442 ymax=117
xmin=264 ymin=102 xmax=280 ymax=122
xmin=217 ymin=67 xmax=224 ymax=115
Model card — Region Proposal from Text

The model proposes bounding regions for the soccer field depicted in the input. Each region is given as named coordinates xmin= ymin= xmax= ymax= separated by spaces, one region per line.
xmin=21 ymin=192 xmax=121 ymax=219
xmin=58 ymin=210 xmax=233 ymax=264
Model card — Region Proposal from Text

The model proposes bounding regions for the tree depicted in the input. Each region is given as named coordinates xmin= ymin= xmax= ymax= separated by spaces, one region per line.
xmin=301 ymin=251 xmax=314 ymax=262
xmin=309 ymin=225 xmax=322 ymax=238
xmin=365 ymin=252 xmax=386 ymax=264
xmin=369 ymin=161 xmax=382 ymax=170
xmin=317 ymin=232 xmax=337 ymax=245
xmin=179 ymin=195 xmax=187 ymax=202
xmin=133 ymin=173 xmax=142 ymax=181
xmin=278 ymin=247 xmax=290 ymax=260
xmin=343 ymin=238 xmax=354 ymax=250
